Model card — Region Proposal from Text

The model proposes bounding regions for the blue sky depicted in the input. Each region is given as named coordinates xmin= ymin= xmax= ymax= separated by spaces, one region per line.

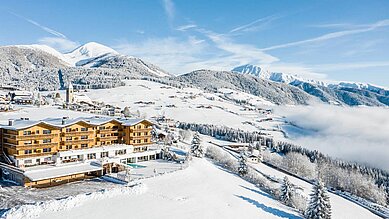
xmin=1 ymin=0 xmax=389 ymax=86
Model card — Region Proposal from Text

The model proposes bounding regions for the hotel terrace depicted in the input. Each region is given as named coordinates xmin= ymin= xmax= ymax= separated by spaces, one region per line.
xmin=0 ymin=116 xmax=161 ymax=187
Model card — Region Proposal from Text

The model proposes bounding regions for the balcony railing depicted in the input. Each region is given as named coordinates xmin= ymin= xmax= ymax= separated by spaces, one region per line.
xmin=60 ymin=139 xmax=94 ymax=144
xmin=129 ymin=135 xmax=152 ymax=139
xmin=61 ymin=131 xmax=95 ymax=136
xmin=3 ymin=133 xmax=59 ymax=140
xmin=129 ymin=128 xmax=151 ymax=132
xmin=97 ymin=129 xmax=121 ymax=134
xmin=15 ymin=151 xmax=55 ymax=158
xmin=4 ymin=142 xmax=58 ymax=150
xmin=97 ymin=136 xmax=120 ymax=141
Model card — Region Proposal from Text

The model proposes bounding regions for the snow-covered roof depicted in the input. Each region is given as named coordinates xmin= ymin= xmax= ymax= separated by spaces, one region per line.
xmin=0 ymin=116 xmax=153 ymax=130
xmin=24 ymin=162 xmax=102 ymax=181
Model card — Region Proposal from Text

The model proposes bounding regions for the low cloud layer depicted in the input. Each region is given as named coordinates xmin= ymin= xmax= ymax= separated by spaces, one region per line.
xmin=275 ymin=104 xmax=389 ymax=170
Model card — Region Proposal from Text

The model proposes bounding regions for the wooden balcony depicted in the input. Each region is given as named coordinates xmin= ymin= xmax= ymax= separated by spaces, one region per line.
xmin=3 ymin=133 xmax=59 ymax=140
xmin=14 ymin=151 xmax=55 ymax=159
xmin=129 ymin=128 xmax=152 ymax=133
xmin=129 ymin=135 xmax=152 ymax=139
xmin=61 ymin=131 xmax=95 ymax=136
xmin=60 ymin=139 xmax=94 ymax=144
xmin=97 ymin=129 xmax=121 ymax=134
xmin=97 ymin=136 xmax=120 ymax=141
xmin=5 ymin=142 xmax=58 ymax=150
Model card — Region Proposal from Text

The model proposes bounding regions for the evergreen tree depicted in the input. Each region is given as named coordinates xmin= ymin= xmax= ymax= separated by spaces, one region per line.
xmin=238 ymin=152 xmax=248 ymax=176
xmin=305 ymin=180 xmax=331 ymax=219
xmin=191 ymin=132 xmax=204 ymax=157
xmin=280 ymin=176 xmax=293 ymax=207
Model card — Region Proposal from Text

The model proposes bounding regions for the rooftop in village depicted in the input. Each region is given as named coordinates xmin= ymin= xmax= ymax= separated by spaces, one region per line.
xmin=0 ymin=116 xmax=153 ymax=130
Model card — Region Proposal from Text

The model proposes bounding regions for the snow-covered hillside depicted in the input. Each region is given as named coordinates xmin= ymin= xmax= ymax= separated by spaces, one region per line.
xmin=63 ymin=42 xmax=119 ymax=66
xmin=232 ymin=64 xmax=389 ymax=106
xmin=4 ymin=159 xmax=302 ymax=219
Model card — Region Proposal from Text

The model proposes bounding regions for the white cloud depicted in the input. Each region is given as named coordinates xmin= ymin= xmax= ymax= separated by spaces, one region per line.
xmin=162 ymin=0 xmax=175 ymax=22
xmin=10 ymin=11 xmax=67 ymax=38
xmin=275 ymin=104 xmax=389 ymax=169
xmin=312 ymin=60 xmax=389 ymax=71
xmin=176 ymin=24 xmax=197 ymax=31
xmin=262 ymin=19 xmax=389 ymax=51
xmin=114 ymin=36 xmax=207 ymax=74
xmin=200 ymin=29 xmax=279 ymax=64
xmin=38 ymin=37 xmax=79 ymax=52
xmin=229 ymin=14 xmax=281 ymax=34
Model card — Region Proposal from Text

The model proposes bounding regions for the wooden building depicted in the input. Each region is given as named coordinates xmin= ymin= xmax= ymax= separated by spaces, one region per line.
xmin=0 ymin=116 xmax=158 ymax=187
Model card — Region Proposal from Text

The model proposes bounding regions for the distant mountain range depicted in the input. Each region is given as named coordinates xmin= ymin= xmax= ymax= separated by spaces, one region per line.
xmin=231 ymin=64 xmax=389 ymax=106
xmin=0 ymin=42 xmax=388 ymax=106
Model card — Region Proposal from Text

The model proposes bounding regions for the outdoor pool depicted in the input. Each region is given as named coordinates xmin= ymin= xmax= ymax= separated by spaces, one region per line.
xmin=127 ymin=163 xmax=147 ymax=168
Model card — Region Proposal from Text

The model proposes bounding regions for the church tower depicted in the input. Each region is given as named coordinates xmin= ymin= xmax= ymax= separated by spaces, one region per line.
xmin=66 ymin=83 xmax=74 ymax=104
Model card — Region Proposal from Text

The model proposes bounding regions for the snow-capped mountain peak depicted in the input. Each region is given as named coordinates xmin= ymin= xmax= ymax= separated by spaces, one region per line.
xmin=232 ymin=64 xmax=327 ymax=86
xmin=64 ymin=42 xmax=118 ymax=66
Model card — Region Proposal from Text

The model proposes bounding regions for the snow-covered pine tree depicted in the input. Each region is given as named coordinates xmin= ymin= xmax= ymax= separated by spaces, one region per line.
xmin=190 ymin=132 xmax=204 ymax=157
xmin=280 ymin=176 xmax=293 ymax=207
xmin=238 ymin=152 xmax=248 ymax=176
xmin=305 ymin=180 xmax=331 ymax=219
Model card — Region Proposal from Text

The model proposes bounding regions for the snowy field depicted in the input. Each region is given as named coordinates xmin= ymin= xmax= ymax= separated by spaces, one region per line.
xmin=0 ymin=159 xmax=184 ymax=211
xmin=8 ymin=159 xmax=302 ymax=219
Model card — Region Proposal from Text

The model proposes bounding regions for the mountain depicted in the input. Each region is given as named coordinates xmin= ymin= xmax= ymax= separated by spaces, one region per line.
xmin=232 ymin=64 xmax=389 ymax=106
xmin=0 ymin=42 xmax=171 ymax=90
xmin=176 ymin=69 xmax=314 ymax=105
xmin=64 ymin=42 xmax=119 ymax=66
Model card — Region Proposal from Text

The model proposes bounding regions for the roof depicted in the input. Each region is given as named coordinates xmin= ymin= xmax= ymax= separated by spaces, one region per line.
xmin=0 ymin=116 xmax=153 ymax=130
xmin=24 ymin=162 xmax=102 ymax=181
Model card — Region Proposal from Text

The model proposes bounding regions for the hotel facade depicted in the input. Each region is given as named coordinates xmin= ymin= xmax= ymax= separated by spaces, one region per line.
xmin=0 ymin=116 xmax=161 ymax=187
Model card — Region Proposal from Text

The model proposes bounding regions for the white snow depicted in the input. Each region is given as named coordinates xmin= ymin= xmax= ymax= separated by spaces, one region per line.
xmin=63 ymin=42 xmax=119 ymax=66
xmin=250 ymin=162 xmax=380 ymax=219
xmin=20 ymin=159 xmax=302 ymax=219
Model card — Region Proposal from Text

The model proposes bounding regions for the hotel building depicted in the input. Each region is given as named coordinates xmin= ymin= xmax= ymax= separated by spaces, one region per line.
xmin=0 ymin=116 xmax=160 ymax=187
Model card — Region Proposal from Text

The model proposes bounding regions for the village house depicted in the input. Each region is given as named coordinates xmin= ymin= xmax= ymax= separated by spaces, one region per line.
xmin=0 ymin=116 xmax=160 ymax=187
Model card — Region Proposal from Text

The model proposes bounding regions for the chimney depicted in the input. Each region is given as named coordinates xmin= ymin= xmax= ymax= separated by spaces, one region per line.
xmin=8 ymin=119 xmax=14 ymax=126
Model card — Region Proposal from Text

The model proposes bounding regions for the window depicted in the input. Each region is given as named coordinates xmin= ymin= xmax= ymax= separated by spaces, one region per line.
xmin=137 ymin=140 xmax=141 ymax=143
xmin=43 ymin=139 xmax=51 ymax=143
xmin=24 ymin=150 xmax=32 ymax=154
xmin=43 ymin=130 xmax=51 ymax=134
xmin=101 ymin=141 xmax=106 ymax=145
xmin=99 ymin=126 xmax=105 ymax=130
xmin=24 ymin=140 xmax=32 ymax=145
xmin=24 ymin=159 xmax=32 ymax=164
xmin=112 ymin=126 xmax=118 ymax=130
xmin=144 ymin=132 xmax=148 ymax=135
xmin=87 ymin=153 xmax=96 ymax=159
xmin=115 ymin=149 xmax=126 ymax=155
xmin=101 ymin=134 xmax=106 ymax=137
xmin=23 ymin=131 xmax=31 ymax=136
xmin=81 ymin=127 xmax=88 ymax=131
xmin=144 ymin=139 xmax=148 ymax=143
xmin=101 ymin=152 xmax=109 ymax=158
xmin=36 ymin=130 xmax=40 ymax=134
xmin=66 ymin=128 xmax=71 ymax=132
xmin=80 ymin=135 xmax=88 ymax=139
xmin=43 ymin=148 xmax=51 ymax=153
xmin=133 ymin=133 xmax=136 ymax=136
xmin=66 ymin=136 xmax=72 ymax=141
xmin=66 ymin=145 xmax=72 ymax=150
xmin=133 ymin=140 xmax=136 ymax=143
xmin=137 ymin=125 xmax=142 ymax=129
xmin=81 ymin=144 xmax=88 ymax=148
